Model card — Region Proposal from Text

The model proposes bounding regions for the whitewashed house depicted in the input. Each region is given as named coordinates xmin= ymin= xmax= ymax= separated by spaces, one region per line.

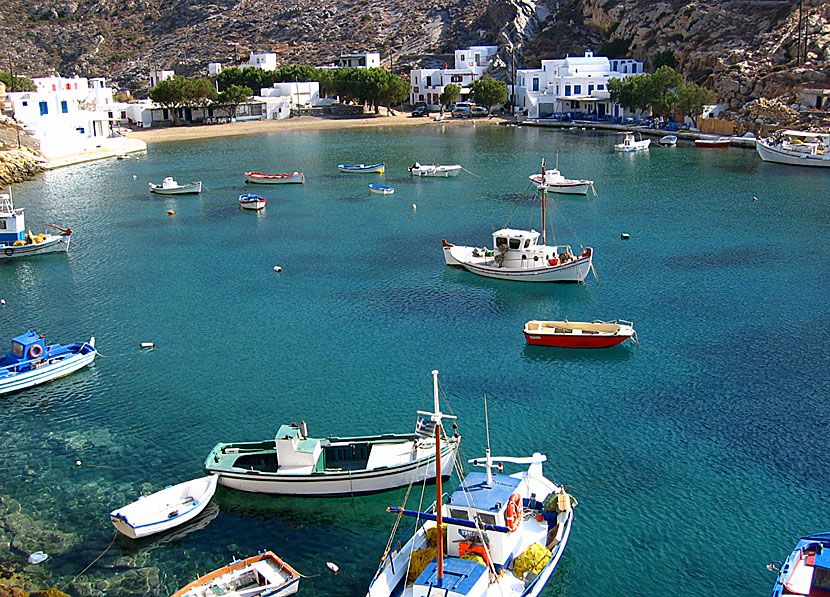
xmin=259 ymin=82 xmax=332 ymax=108
xmin=247 ymin=52 xmax=278 ymax=71
xmin=208 ymin=62 xmax=223 ymax=76
xmin=149 ymin=69 xmax=175 ymax=88
xmin=409 ymin=45 xmax=499 ymax=108
xmin=514 ymin=51 xmax=644 ymax=120
xmin=335 ymin=52 xmax=381 ymax=68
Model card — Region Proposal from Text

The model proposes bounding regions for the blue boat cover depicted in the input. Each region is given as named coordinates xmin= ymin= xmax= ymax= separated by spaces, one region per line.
xmin=414 ymin=558 xmax=487 ymax=594
xmin=450 ymin=472 xmax=521 ymax=512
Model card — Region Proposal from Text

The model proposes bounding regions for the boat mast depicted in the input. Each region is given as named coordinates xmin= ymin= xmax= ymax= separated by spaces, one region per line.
xmin=433 ymin=369 xmax=444 ymax=585
xmin=541 ymin=159 xmax=547 ymax=246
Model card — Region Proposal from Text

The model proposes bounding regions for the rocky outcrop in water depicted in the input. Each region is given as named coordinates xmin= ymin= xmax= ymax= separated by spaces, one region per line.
xmin=0 ymin=150 xmax=46 ymax=186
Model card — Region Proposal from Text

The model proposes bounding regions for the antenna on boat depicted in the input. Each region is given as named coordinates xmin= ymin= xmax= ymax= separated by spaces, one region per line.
xmin=417 ymin=370 xmax=456 ymax=588
xmin=484 ymin=393 xmax=494 ymax=487
xmin=540 ymin=159 xmax=547 ymax=246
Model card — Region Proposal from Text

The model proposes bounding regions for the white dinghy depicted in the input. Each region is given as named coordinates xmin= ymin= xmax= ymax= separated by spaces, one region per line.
xmin=110 ymin=475 xmax=219 ymax=539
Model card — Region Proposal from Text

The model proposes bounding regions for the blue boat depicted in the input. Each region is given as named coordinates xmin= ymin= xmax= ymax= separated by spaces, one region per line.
xmin=368 ymin=184 xmax=395 ymax=195
xmin=0 ymin=331 xmax=97 ymax=395
xmin=1 ymin=192 xmax=72 ymax=260
xmin=337 ymin=163 xmax=385 ymax=174
xmin=769 ymin=532 xmax=830 ymax=596
xmin=238 ymin=193 xmax=267 ymax=210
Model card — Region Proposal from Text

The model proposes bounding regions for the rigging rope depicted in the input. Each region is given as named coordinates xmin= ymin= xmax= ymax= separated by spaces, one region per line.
xmin=60 ymin=531 xmax=118 ymax=592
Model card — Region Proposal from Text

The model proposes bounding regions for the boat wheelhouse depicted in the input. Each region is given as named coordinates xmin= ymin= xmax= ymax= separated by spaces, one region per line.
xmin=0 ymin=193 xmax=72 ymax=259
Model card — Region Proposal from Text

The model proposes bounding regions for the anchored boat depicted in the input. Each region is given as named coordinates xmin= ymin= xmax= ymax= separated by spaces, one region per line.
xmin=614 ymin=132 xmax=650 ymax=152
xmin=523 ymin=320 xmax=637 ymax=348
xmin=369 ymin=184 xmax=395 ymax=195
xmin=149 ymin=177 xmax=202 ymax=194
xmin=768 ymin=532 xmax=830 ymax=596
xmin=408 ymin=163 xmax=463 ymax=177
xmin=172 ymin=550 xmax=301 ymax=597
xmin=528 ymin=166 xmax=594 ymax=196
xmin=205 ymin=415 xmax=461 ymax=496
xmin=244 ymin=171 xmax=305 ymax=184
xmin=0 ymin=192 xmax=72 ymax=259
xmin=0 ymin=331 xmax=96 ymax=395
xmin=238 ymin=193 xmax=267 ymax=210
xmin=110 ymin=475 xmax=219 ymax=539
xmin=442 ymin=159 xmax=593 ymax=283
xmin=756 ymin=130 xmax=830 ymax=168
xmin=367 ymin=371 xmax=575 ymax=597
xmin=338 ymin=163 xmax=385 ymax=174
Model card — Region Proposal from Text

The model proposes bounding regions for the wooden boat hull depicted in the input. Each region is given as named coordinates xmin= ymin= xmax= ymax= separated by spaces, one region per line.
xmin=0 ymin=338 xmax=96 ymax=395
xmin=149 ymin=182 xmax=202 ymax=194
xmin=524 ymin=332 xmax=630 ymax=348
xmin=110 ymin=475 xmax=218 ymax=539
xmin=524 ymin=320 xmax=635 ymax=348
xmin=244 ymin=172 xmax=305 ymax=184
xmin=0 ymin=235 xmax=70 ymax=259
xmin=205 ymin=434 xmax=459 ymax=496
xmin=172 ymin=551 xmax=300 ymax=597
xmin=756 ymin=140 xmax=830 ymax=168
xmin=338 ymin=163 xmax=385 ymax=173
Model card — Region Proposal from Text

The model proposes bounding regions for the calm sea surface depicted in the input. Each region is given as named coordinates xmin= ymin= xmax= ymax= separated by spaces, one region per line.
xmin=0 ymin=124 xmax=828 ymax=596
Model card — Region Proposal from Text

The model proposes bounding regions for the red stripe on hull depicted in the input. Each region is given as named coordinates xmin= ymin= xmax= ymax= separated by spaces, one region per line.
xmin=524 ymin=332 xmax=630 ymax=348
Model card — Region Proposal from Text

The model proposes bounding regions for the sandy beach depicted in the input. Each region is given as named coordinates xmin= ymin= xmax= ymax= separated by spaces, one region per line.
xmin=129 ymin=112 xmax=507 ymax=144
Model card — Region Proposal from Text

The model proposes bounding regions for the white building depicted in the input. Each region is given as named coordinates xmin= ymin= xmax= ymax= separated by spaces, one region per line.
xmin=208 ymin=63 xmax=223 ymax=76
xmin=409 ymin=45 xmax=499 ymax=108
xmin=247 ymin=52 xmax=278 ymax=71
xmin=259 ymin=82 xmax=332 ymax=108
xmin=149 ymin=69 xmax=175 ymax=88
xmin=334 ymin=52 xmax=381 ymax=68
xmin=8 ymin=76 xmax=130 ymax=158
xmin=514 ymin=51 xmax=644 ymax=120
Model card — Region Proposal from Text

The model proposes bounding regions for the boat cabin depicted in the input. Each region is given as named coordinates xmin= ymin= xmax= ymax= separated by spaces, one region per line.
xmin=0 ymin=194 xmax=25 ymax=246
xmin=487 ymin=228 xmax=574 ymax=268
xmin=274 ymin=424 xmax=324 ymax=473
xmin=5 ymin=331 xmax=45 ymax=366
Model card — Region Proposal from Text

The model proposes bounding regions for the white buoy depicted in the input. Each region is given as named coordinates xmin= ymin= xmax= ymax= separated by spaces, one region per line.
xmin=28 ymin=551 xmax=48 ymax=565
xmin=326 ymin=562 xmax=340 ymax=574
xmin=273 ymin=266 xmax=282 ymax=272
xmin=75 ymin=460 xmax=83 ymax=467
xmin=132 ymin=175 xmax=137 ymax=180
xmin=620 ymin=233 xmax=630 ymax=240
xmin=139 ymin=342 xmax=155 ymax=348
xmin=0 ymin=299 xmax=5 ymax=306
xmin=752 ymin=196 xmax=758 ymax=201
xmin=412 ymin=204 xmax=417 ymax=211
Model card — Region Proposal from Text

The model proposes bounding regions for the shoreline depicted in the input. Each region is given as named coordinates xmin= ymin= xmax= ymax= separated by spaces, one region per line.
xmin=129 ymin=113 xmax=505 ymax=144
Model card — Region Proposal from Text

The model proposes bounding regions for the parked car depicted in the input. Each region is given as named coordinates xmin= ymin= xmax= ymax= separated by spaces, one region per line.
xmin=452 ymin=102 xmax=473 ymax=118
xmin=411 ymin=105 xmax=429 ymax=117
xmin=470 ymin=105 xmax=489 ymax=117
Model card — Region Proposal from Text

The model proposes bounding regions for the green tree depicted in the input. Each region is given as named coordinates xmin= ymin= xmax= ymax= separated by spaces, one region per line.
xmin=677 ymin=81 xmax=717 ymax=127
xmin=216 ymin=67 xmax=243 ymax=92
xmin=149 ymin=75 xmax=189 ymax=124
xmin=469 ymin=78 xmax=508 ymax=112
xmin=439 ymin=84 xmax=460 ymax=111
xmin=646 ymin=66 xmax=683 ymax=116
xmin=376 ymin=71 xmax=409 ymax=115
xmin=0 ymin=71 xmax=35 ymax=92
xmin=653 ymin=50 xmax=677 ymax=71
xmin=183 ymin=77 xmax=218 ymax=106
xmin=273 ymin=65 xmax=322 ymax=83
xmin=216 ymin=84 xmax=253 ymax=118
xmin=608 ymin=74 xmax=650 ymax=113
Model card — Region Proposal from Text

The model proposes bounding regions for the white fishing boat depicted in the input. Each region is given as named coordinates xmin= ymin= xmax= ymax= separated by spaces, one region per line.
xmin=442 ymin=159 xmax=593 ymax=283
xmin=109 ymin=475 xmax=219 ymax=539
xmin=528 ymin=159 xmax=594 ymax=195
xmin=244 ymin=171 xmax=305 ymax=184
xmin=659 ymin=134 xmax=678 ymax=145
xmin=149 ymin=177 xmax=202 ymax=194
xmin=204 ymin=415 xmax=461 ymax=496
xmin=172 ymin=551 xmax=300 ymax=597
xmin=408 ymin=163 xmax=463 ymax=177
xmin=0 ymin=192 xmax=72 ymax=259
xmin=369 ymin=184 xmax=395 ymax=195
xmin=756 ymin=130 xmax=830 ymax=168
xmin=0 ymin=331 xmax=96 ymax=395
xmin=614 ymin=132 xmax=650 ymax=152
xmin=367 ymin=371 xmax=576 ymax=597
xmin=238 ymin=193 xmax=267 ymax=210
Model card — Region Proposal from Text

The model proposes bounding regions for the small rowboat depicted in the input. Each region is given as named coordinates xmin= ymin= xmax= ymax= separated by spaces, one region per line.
xmin=238 ymin=193 xmax=267 ymax=210
xmin=769 ymin=532 xmax=830 ymax=596
xmin=0 ymin=331 xmax=96 ymax=395
xmin=337 ymin=162 xmax=385 ymax=174
xmin=659 ymin=134 xmax=678 ymax=145
xmin=369 ymin=183 xmax=394 ymax=195
xmin=523 ymin=319 xmax=637 ymax=348
xmin=110 ymin=475 xmax=219 ymax=539
xmin=408 ymin=163 xmax=463 ymax=177
xmin=244 ymin=171 xmax=304 ymax=184
xmin=149 ymin=177 xmax=202 ymax=194
xmin=694 ymin=138 xmax=730 ymax=148
xmin=172 ymin=550 xmax=300 ymax=597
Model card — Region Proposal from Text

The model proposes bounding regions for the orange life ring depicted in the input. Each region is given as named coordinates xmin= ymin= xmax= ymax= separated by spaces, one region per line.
xmin=28 ymin=344 xmax=43 ymax=359
xmin=505 ymin=492 xmax=522 ymax=532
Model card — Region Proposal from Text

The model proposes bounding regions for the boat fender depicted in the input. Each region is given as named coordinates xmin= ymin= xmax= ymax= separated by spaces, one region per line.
xmin=28 ymin=551 xmax=48 ymax=565
xmin=505 ymin=493 xmax=522 ymax=532
xmin=620 ymin=233 xmax=630 ymax=240
xmin=28 ymin=344 xmax=43 ymax=359
xmin=548 ymin=257 xmax=559 ymax=266
xmin=4 ymin=248 xmax=12 ymax=256
xmin=273 ymin=266 xmax=282 ymax=272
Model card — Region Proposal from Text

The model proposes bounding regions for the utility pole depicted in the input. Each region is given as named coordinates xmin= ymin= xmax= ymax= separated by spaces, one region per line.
xmin=796 ymin=0 xmax=803 ymax=66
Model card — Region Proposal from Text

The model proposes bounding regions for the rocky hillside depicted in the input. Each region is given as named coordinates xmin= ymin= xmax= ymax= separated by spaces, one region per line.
xmin=1 ymin=0 xmax=828 ymax=111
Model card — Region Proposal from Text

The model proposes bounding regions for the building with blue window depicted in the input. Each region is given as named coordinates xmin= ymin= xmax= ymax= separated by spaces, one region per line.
xmin=514 ymin=51 xmax=644 ymax=120
xmin=409 ymin=46 xmax=500 ymax=109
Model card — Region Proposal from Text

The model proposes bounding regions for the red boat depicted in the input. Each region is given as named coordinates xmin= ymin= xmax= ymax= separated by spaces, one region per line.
xmin=523 ymin=319 xmax=637 ymax=348
xmin=694 ymin=138 xmax=731 ymax=148
xmin=244 ymin=171 xmax=305 ymax=184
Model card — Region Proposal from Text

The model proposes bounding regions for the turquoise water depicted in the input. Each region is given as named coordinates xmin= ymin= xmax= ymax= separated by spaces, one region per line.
xmin=0 ymin=124 xmax=828 ymax=596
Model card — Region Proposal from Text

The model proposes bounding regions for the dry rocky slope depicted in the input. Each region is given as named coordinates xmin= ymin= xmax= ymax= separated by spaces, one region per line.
xmin=1 ymin=0 xmax=828 ymax=114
